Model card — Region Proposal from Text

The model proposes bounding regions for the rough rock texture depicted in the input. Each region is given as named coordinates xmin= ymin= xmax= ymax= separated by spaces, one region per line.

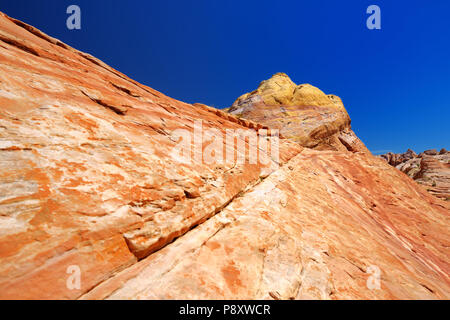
xmin=381 ymin=149 xmax=450 ymax=201
xmin=0 ymin=12 xmax=301 ymax=299
xmin=381 ymin=149 xmax=418 ymax=167
xmin=0 ymin=13 xmax=449 ymax=300
xmin=82 ymin=149 xmax=450 ymax=300
xmin=228 ymin=73 xmax=369 ymax=153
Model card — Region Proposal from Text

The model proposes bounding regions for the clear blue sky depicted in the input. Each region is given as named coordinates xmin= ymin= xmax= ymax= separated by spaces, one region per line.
xmin=1 ymin=0 xmax=448 ymax=154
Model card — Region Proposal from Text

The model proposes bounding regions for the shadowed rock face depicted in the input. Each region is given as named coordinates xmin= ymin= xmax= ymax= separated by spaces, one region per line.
xmin=0 ymin=12 xmax=449 ymax=300
xmin=227 ymin=73 xmax=369 ymax=153
xmin=380 ymin=149 xmax=450 ymax=201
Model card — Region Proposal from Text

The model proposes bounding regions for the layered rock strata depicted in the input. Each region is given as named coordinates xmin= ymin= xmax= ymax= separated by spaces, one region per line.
xmin=0 ymin=12 xmax=449 ymax=299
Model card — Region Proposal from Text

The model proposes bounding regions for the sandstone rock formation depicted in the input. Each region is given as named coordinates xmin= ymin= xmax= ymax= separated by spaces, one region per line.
xmin=381 ymin=149 xmax=450 ymax=201
xmin=228 ymin=73 xmax=369 ymax=153
xmin=0 ymin=12 xmax=449 ymax=300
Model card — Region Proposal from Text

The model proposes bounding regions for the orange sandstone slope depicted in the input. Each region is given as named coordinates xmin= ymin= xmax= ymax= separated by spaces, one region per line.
xmin=0 ymin=12 xmax=449 ymax=300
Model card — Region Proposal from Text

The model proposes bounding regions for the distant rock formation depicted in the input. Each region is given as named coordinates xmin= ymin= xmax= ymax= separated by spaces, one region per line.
xmin=380 ymin=149 xmax=450 ymax=200
xmin=227 ymin=73 xmax=369 ymax=153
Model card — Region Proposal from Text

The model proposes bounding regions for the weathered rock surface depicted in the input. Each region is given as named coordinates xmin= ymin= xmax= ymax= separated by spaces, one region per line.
xmin=381 ymin=149 xmax=418 ymax=167
xmin=0 ymin=13 xmax=449 ymax=300
xmin=0 ymin=12 xmax=300 ymax=299
xmin=82 ymin=149 xmax=450 ymax=300
xmin=228 ymin=73 xmax=369 ymax=153
xmin=381 ymin=149 xmax=450 ymax=201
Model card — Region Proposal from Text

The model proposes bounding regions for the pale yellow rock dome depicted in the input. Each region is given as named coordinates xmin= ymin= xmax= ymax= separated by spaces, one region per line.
xmin=231 ymin=73 xmax=346 ymax=110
